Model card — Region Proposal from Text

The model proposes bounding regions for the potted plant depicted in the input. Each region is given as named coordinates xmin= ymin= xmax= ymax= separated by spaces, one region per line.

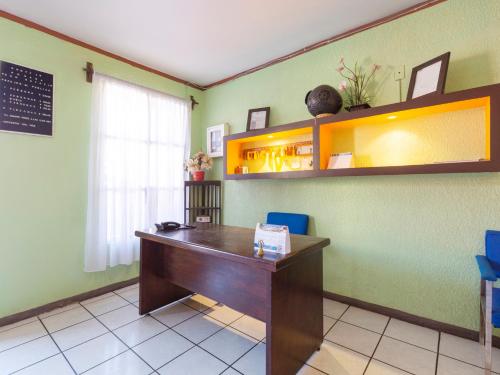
xmin=185 ymin=151 xmax=213 ymax=181
xmin=336 ymin=57 xmax=381 ymax=111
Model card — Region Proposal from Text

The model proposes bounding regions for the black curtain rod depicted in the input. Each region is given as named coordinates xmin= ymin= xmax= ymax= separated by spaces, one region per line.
xmin=83 ymin=61 xmax=198 ymax=110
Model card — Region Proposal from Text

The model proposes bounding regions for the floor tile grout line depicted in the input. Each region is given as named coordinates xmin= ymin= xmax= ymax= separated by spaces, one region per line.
xmin=379 ymin=334 xmax=439 ymax=355
xmin=382 ymin=331 xmax=438 ymax=353
xmin=111 ymin=290 xmax=139 ymax=305
xmin=148 ymin=310 xmax=239 ymax=367
xmin=80 ymin=298 xmax=134 ymax=318
xmin=337 ymin=315 xmax=388 ymax=336
xmin=61 ymin=329 xmax=111 ymax=352
xmin=150 ymin=306 xmax=262 ymax=370
xmin=94 ymin=311 xmax=144 ymax=332
xmin=114 ymin=322 xmax=169 ymax=349
xmin=0 ymin=331 xmax=48 ymax=355
xmin=149 ymin=342 xmax=198 ymax=372
xmin=305 ymin=359 xmax=330 ymax=375
xmin=43 ymin=315 xmax=95 ymax=335
xmin=434 ymin=332 xmax=441 ymax=375
xmin=2 ymin=315 xmax=113 ymax=356
xmin=227 ymin=366 xmax=244 ymax=374
xmin=319 ymin=324 xmax=420 ymax=374
xmin=78 ymin=303 xmax=157 ymax=375
xmin=79 ymin=348 xmax=148 ymax=375
xmin=368 ymin=359 xmax=416 ymax=375
xmin=0 ymin=303 xmax=83 ymax=335
xmin=0 ymin=318 xmax=39 ymax=334
xmin=363 ymin=315 xmax=391 ymax=375
xmin=329 ymin=315 xmax=441 ymax=355
xmin=7 ymin=352 xmax=62 ymax=375
xmin=113 ymin=285 xmax=139 ymax=294
xmin=76 ymin=346 xmax=129 ymax=374
xmin=226 ymin=336 xmax=265 ymax=371
xmin=144 ymin=313 xmax=236 ymax=369
xmin=36 ymin=303 xmax=82 ymax=320
xmin=438 ymin=352 xmax=498 ymax=372
xmin=36 ymin=316 xmax=78 ymax=375
xmin=322 ymin=316 xmax=339 ymax=338
xmin=81 ymin=290 xmax=129 ymax=306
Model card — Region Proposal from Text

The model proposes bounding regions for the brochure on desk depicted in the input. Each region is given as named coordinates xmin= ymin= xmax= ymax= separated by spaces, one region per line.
xmin=254 ymin=223 xmax=291 ymax=254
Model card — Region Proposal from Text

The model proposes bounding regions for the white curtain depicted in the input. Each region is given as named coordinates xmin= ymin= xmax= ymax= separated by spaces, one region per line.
xmin=84 ymin=74 xmax=191 ymax=272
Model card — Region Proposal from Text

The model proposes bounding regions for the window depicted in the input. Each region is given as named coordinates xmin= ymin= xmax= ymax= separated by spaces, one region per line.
xmin=84 ymin=74 xmax=190 ymax=272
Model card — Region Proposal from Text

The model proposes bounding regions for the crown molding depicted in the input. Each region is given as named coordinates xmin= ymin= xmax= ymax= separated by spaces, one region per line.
xmin=0 ymin=9 xmax=204 ymax=90
xmin=0 ymin=0 xmax=445 ymax=90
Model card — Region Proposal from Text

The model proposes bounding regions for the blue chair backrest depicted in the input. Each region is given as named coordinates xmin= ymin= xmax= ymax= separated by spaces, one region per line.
xmin=267 ymin=212 xmax=309 ymax=235
xmin=486 ymin=230 xmax=500 ymax=272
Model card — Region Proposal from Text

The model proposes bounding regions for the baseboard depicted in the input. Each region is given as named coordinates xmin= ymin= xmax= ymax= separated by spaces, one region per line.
xmin=323 ymin=290 xmax=500 ymax=348
xmin=0 ymin=277 xmax=139 ymax=328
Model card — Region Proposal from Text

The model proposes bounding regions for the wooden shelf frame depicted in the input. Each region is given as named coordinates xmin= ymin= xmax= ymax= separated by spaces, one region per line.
xmin=224 ymin=84 xmax=500 ymax=180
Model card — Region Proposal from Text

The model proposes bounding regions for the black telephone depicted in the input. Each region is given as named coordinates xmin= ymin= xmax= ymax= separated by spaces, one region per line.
xmin=155 ymin=221 xmax=195 ymax=231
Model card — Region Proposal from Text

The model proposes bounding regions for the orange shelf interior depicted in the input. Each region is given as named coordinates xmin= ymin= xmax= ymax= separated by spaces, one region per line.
xmin=319 ymin=97 xmax=491 ymax=170
xmin=226 ymin=126 xmax=314 ymax=175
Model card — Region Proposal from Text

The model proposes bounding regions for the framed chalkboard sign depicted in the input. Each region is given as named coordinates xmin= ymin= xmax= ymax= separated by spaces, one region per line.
xmin=0 ymin=61 xmax=53 ymax=136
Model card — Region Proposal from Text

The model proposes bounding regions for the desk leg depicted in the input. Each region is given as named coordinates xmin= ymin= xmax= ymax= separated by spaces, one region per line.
xmin=266 ymin=251 xmax=323 ymax=375
xmin=139 ymin=240 xmax=192 ymax=315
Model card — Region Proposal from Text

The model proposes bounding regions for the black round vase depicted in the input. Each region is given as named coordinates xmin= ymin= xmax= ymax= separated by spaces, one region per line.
xmin=305 ymin=85 xmax=343 ymax=117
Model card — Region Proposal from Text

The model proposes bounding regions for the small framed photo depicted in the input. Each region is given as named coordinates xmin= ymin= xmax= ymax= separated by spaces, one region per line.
xmin=246 ymin=107 xmax=270 ymax=131
xmin=207 ymin=123 xmax=229 ymax=157
xmin=407 ymin=52 xmax=450 ymax=100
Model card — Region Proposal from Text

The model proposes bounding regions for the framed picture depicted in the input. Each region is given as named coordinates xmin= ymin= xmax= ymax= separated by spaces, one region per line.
xmin=207 ymin=123 xmax=229 ymax=157
xmin=407 ymin=52 xmax=450 ymax=100
xmin=0 ymin=60 xmax=54 ymax=136
xmin=246 ymin=107 xmax=270 ymax=131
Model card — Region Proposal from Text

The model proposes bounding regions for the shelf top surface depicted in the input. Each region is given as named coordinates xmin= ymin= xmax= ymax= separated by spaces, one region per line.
xmin=320 ymin=96 xmax=489 ymax=129
xmin=135 ymin=223 xmax=330 ymax=271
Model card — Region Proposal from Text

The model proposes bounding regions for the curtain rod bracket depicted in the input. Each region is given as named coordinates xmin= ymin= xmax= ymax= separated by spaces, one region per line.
xmin=190 ymin=95 xmax=199 ymax=110
xmin=83 ymin=62 xmax=94 ymax=83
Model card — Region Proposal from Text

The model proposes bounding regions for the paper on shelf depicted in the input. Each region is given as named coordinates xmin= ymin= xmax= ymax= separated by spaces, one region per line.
xmin=327 ymin=152 xmax=354 ymax=169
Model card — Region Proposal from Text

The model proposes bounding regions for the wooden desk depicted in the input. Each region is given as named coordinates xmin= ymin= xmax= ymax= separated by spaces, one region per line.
xmin=135 ymin=224 xmax=330 ymax=375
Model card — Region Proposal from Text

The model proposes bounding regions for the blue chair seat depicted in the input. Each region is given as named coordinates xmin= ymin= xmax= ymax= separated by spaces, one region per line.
xmin=266 ymin=212 xmax=309 ymax=235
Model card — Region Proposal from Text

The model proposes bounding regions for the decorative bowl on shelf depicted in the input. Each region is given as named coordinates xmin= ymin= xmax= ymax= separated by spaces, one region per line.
xmin=305 ymin=85 xmax=343 ymax=117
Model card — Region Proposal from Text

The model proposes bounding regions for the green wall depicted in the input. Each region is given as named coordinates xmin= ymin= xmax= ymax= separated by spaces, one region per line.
xmin=0 ymin=18 xmax=204 ymax=318
xmin=2 ymin=0 xmax=500 ymax=333
xmin=201 ymin=0 xmax=500 ymax=330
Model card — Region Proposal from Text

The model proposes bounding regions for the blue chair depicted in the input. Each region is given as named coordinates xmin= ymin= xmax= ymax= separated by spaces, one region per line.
xmin=266 ymin=212 xmax=309 ymax=235
xmin=475 ymin=230 xmax=500 ymax=374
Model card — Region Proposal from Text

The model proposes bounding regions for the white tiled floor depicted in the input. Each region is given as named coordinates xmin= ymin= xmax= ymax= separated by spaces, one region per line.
xmin=1 ymin=284 xmax=499 ymax=374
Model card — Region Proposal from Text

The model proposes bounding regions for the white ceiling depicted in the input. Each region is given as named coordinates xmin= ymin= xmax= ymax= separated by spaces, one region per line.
xmin=0 ymin=0 xmax=426 ymax=87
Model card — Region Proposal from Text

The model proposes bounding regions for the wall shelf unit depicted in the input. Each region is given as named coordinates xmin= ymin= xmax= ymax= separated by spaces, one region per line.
xmin=224 ymin=84 xmax=500 ymax=180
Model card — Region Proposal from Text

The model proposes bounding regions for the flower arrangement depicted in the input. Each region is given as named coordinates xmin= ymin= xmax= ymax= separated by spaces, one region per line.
xmin=185 ymin=151 xmax=213 ymax=181
xmin=336 ymin=57 xmax=381 ymax=109
xmin=185 ymin=151 xmax=213 ymax=173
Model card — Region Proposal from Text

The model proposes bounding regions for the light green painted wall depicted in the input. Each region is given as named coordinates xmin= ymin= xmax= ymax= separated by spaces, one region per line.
xmin=201 ymin=0 xmax=500 ymax=330
xmin=0 ymin=18 xmax=204 ymax=318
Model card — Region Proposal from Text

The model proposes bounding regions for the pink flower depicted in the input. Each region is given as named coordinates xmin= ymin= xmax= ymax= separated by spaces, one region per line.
xmin=338 ymin=80 xmax=347 ymax=92
xmin=372 ymin=64 xmax=381 ymax=72
xmin=336 ymin=66 xmax=344 ymax=73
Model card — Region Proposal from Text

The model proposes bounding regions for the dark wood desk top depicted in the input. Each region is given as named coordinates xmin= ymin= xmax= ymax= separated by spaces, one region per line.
xmin=135 ymin=224 xmax=330 ymax=271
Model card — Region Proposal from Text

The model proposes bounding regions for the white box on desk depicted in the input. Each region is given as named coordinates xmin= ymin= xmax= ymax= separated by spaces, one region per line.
xmin=254 ymin=223 xmax=291 ymax=254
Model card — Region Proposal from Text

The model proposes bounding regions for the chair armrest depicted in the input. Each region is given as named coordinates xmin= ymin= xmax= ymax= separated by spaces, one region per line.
xmin=476 ymin=255 xmax=498 ymax=281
